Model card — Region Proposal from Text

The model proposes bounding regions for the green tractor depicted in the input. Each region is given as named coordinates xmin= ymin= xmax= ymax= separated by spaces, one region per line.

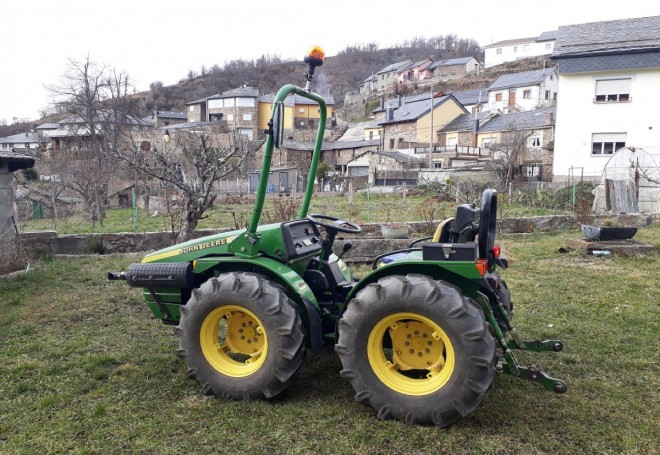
xmin=109 ymin=46 xmax=566 ymax=427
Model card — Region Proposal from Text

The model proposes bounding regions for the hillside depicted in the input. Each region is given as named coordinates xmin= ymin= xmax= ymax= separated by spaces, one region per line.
xmin=140 ymin=39 xmax=484 ymax=113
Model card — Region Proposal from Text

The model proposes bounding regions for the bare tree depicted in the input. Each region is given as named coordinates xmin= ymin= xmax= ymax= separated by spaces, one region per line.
xmin=48 ymin=56 xmax=144 ymax=227
xmin=117 ymin=126 xmax=257 ymax=242
xmin=486 ymin=123 xmax=535 ymax=189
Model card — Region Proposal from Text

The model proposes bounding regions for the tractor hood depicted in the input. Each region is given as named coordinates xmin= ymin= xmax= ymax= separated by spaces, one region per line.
xmin=141 ymin=223 xmax=284 ymax=264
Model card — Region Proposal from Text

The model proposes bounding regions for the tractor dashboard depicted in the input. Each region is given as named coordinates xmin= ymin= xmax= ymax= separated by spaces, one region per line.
xmin=281 ymin=220 xmax=323 ymax=260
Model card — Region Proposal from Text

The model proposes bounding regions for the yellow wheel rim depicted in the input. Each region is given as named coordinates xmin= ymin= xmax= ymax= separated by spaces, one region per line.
xmin=200 ymin=305 xmax=267 ymax=377
xmin=367 ymin=312 xmax=455 ymax=396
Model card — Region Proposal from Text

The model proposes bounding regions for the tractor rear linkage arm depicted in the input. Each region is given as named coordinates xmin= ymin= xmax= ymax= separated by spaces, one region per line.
xmin=478 ymin=295 xmax=568 ymax=394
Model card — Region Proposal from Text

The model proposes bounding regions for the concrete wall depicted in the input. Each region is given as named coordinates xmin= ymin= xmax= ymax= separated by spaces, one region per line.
xmin=18 ymin=214 xmax=655 ymax=264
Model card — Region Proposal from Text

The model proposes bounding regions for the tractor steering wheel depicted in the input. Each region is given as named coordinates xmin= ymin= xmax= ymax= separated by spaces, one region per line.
xmin=478 ymin=189 xmax=497 ymax=265
xmin=307 ymin=214 xmax=362 ymax=235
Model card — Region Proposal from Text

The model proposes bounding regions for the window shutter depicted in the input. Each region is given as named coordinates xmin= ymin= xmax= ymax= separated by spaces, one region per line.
xmin=592 ymin=133 xmax=627 ymax=143
xmin=595 ymin=79 xmax=631 ymax=95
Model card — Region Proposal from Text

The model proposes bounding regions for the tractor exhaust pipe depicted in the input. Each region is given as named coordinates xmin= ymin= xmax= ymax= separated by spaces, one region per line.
xmin=107 ymin=272 xmax=126 ymax=281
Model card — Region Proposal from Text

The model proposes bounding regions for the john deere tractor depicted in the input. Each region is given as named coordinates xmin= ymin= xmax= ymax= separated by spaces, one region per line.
xmin=109 ymin=46 xmax=566 ymax=427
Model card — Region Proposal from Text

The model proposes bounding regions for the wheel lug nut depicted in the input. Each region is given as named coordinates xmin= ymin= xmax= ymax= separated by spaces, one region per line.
xmin=417 ymin=352 xmax=422 ymax=357
xmin=239 ymin=329 xmax=243 ymax=333
xmin=405 ymin=341 xmax=410 ymax=346
xmin=427 ymin=340 xmax=432 ymax=346
xmin=247 ymin=340 xmax=252 ymax=344
xmin=409 ymin=349 xmax=415 ymax=354
xmin=425 ymin=348 xmax=430 ymax=353
xmin=406 ymin=334 xmax=411 ymax=339
xmin=253 ymin=337 xmax=257 ymax=342
xmin=242 ymin=323 xmax=246 ymax=327
xmin=422 ymin=333 xmax=428 ymax=338
xmin=241 ymin=336 xmax=245 ymax=340
xmin=414 ymin=330 xmax=419 ymax=335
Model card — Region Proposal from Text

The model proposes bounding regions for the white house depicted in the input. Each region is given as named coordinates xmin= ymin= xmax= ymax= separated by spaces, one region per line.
xmin=484 ymin=31 xmax=557 ymax=68
xmin=551 ymin=15 xmax=660 ymax=181
xmin=487 ymin=68 xmax=558 ymax=112
xmin=0 ymin=132 xmax=41 ymax=153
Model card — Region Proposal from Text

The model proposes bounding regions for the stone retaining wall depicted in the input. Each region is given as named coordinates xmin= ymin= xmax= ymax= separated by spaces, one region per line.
xmin=19 ymin=214 xmax=656 ymax=263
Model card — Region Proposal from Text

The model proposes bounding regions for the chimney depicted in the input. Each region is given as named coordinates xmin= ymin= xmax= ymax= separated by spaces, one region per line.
xmin=546 ymin=111 xmax=554 ymax=125
xmin=379 ymin=96 xmax=384 ymax=110
xmin=397 ymin=94 xmax=402 ymax=106
xmin=386 ymin=106 xmax=394 ymax=121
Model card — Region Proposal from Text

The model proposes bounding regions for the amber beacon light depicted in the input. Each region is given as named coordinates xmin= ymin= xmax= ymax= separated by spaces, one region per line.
xmin=305 ymin=45 xmax=325 ymax=66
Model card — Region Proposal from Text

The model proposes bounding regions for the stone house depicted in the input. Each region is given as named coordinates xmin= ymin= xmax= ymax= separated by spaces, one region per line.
xmin=428 ymin=57 xmax=481 ymax=79
xmin=345 ymin=150 xmax=425 ymax=185
xmin=152 ymin=111 xmax=187 ymax=128
xmin=440 ymin=107 xmax=556 ymax=181
xmin=186 ymin=85 xmax=260 ymax=140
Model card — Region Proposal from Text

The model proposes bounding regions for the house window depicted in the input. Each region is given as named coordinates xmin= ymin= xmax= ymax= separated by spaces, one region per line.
xmin=208 ymin=99 xmax=223 ymax=109
xmin=523 ymin=45 xmax=530 ymax=51
xmin=389 ymin=138 xmax=395 ymax=149
xmin=236 ymin=97 xmax=254 ymax=107
xmin=189 ymin=106 xmax=195 ymax=112
xmin=242 ymin=114 xmax=252 ymax=121
xmin=224 ymin=98 xmax=235 ymax=107
xmin=520 ymin=163 xmax=542 ymax=181
xmin=595 ymin=78 xmax=631 ymax=102
xmin=495 ymin=93 xmax=502 ymax=102
xmin=482 ymin=139 xmax=494 ymax=148
xmin=591 ymin=133 xmax=626 ymax=155
xmin=529 ymin=135 xmax=542 ymax=148
xmin=238 ymin=128 xmax=253 ymax=140
xmin=545 ymin=90 xmax=550 ymax=100
xmin=523 ymin=90 xmax=532 ymax=99
xmin=545 ymin=42 xmax=552 ymax=50
xmin=434 ymin=162 xmax=442 ymax=169
xmin=513 ymin=46 xmax=518 ymax=53
xmin=227 ymin=114 xmax=234 ymax=121
xmin=299 ymin=108 xmax=305 ymax=114
xmin=369 ymin=131 xmax=373 ymax=140
xmin=496 ymin=48 xmax=502 ymax=55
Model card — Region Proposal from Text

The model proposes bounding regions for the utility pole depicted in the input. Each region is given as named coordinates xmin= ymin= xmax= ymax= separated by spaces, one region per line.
xmin=429 ymin=84 xmax=434 ymax=169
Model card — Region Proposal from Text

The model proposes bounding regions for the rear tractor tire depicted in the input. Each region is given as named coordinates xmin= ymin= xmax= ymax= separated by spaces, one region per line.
xmin=335 ymin=274 xmax=496 ymax=427
xmin=176 ymin=272 xmax=305 ymax=400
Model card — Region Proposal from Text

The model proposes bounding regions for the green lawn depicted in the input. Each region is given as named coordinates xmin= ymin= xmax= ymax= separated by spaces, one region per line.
xmin=20 ymin=193 xmax=573 ymax=235
xmin=1 ymin=225 xmax=658 ymax=454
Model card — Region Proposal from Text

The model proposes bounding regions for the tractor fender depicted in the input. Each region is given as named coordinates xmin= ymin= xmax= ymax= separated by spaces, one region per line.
xmin=194 ymin=256 xmax=323 ymax=353
xmin=342 ymin=261 xmax=483 ymax=317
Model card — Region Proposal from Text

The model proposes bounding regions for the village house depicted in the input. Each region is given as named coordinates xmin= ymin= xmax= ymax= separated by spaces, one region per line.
xmin=484 ymin=31 xmax=557 ymax=68
xmin=359 ymin=73 xmax=378 ymax=96
xmin=376 ymin=59 xmax=413 ymax=92
xmin=428 ymin=57 xmax=481 ymax=79
xmin=377 ymin=93 xmax=467 ymax=151
xmin=551 ymin=15 xmax=660 ymax=181
xmin=396 ymin=59 xmax=433 ymax=84
xmin=345 ymin=150 xmax=425 ymax=185
xmin=440 ymin=107 xmax=556 ymax=180
xmin=152 ymin=111 xmax=187 ymax=128
xmin=186 ymin=86 xmax=260 ymax=140
xmin=487 ymin=68 xmax=558 ymax=112
xmin=0 ymin=132 xmax=41 ymax=154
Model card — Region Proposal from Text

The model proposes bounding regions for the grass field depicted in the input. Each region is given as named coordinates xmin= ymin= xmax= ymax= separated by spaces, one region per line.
xmin=1 ymin=225 xmax=658 ymax=454
xmin=20 ymin=193 xmax=573 ymax=235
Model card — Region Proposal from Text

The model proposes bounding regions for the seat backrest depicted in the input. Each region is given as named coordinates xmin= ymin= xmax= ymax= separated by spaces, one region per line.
xmin=432 ymin=218 xmax=455 ymax=243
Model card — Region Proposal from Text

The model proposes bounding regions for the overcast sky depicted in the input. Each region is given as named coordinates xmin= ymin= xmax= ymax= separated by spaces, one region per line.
xmin=1 ymin=0 xmax=658 ymax=124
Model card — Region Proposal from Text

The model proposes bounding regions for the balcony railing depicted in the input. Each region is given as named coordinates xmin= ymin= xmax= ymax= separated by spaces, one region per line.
xmin=414 ymin=145 xmax=490 ymax=156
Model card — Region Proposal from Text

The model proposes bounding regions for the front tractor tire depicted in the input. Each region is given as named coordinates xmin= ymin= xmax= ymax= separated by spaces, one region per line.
xmin=176 ymin=272 xmax=305 ymax=400
xmin=335 ymin=274 xmax=496 ymax=427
